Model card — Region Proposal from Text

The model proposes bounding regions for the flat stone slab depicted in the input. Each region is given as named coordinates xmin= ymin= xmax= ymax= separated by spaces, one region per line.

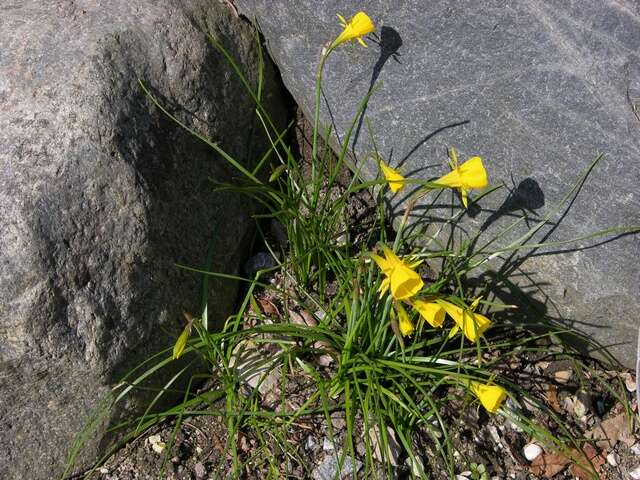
xmin=236 ymin=0 xmax=640 ymax=366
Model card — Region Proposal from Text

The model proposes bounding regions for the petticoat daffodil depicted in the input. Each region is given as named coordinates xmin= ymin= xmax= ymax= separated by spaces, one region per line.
xmin=434 ymin=147 xmax=488 ymax=208
xmin=396 ymin=302 xmax=415 ymax=337
xmin=437 ymin=298 xmax=491 ymax=342
xmin=331 ymin=12 xmax=375 ymax=49
xmin=470 ymin=381 xmax=507 ymax=413
xmin=379 ymin=159 xmax=406 ymax=193
xmin=371 ymin=244 xmax=424 ymax=301
xmin=412 ymin=300 xmax=445 ymax=328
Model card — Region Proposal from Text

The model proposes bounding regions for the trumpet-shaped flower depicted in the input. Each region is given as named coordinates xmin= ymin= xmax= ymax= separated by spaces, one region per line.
xmin=470 ymin=382 xmax=507 ymax=413
xmin=331 ymin=12 xmax=375 ymax=48
xmin=379 ymin=159 xmax=406 ymax=193
xmin=396 ymin=302 xmax=415 ymax=337
xmin=413 ymin=300 xmax=445 ymax=328
xmin=434 ymin=148 xmax=488 ymax=208
xmin=372 ymin=244 xmax=424 ymax=301
xmin=437 ymin=299 xmax=491 ymax=342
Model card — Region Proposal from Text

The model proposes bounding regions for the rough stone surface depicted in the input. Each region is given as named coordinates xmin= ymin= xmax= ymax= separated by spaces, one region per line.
xmin=235 ymin=0 xmax=640 ymax=366
xmin=0 ymin=1 xmax=286 ymax=479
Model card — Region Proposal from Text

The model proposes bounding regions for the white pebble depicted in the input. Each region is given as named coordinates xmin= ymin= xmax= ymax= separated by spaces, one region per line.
xmin=487 ymin=425 xmax=501 ymax=445
xmin=632 ymin=443 xmax=640 ymax=455
xmin=630 ymin=466 xmax=640 ymax=480
xmin=573 ymin=397 xmax=587 ymax=417
xmin=323 ymin=437 xmax=335 ymax=451
xmin=147 ymin=434 xmax=166 ymax=454
xmin=523 ymin=443 xmax=543 ymax=461
xmin=151 ymin=442 xmax=166 ymax=454
xmin=606 ymin=452 xmax=619 ymax=467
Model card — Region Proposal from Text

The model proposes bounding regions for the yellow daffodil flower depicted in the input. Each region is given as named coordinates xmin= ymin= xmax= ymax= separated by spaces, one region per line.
xmin=470 ymin=381 xmax=507 ymax=413
xmin=173 ymin=326 xmax=191 ymax=360
xmin=437 ymin=299 xmax=491 ymax=342
xmin=413 ymin=300 xmax=445 ymax=328
xmin=371 ymin=244 xmax=424 ymax=301
xmin=396 ymin=302 xmax=415 ymax=337
xmin=331 ymin=12 xmax=375 ymax=49
xmin=434 ymin=147 xmax=488 ymax=208
xmin=379 ymin=159 xmax=406 ymax=193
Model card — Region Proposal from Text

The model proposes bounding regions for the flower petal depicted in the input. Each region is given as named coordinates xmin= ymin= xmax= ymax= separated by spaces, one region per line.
xmin=331 ymin=11 xmax=374 ymax=48
xmin=470 ymin=382 xmax=507 ymax=413
xmin=396 ymin=303 xmax=414 ymax=337
xmin=390 ymin=264 xmax=424 ymax=300
xmin=378 ymin=277 xmax=390 ymax=298
xmin=458 ymin=156 xmax=488 ymax=189
xmin=437 ymin=300 xmax=491 ymax=342
xmin=413 ymin=300 xmax=445 ymax=328
xmin=434 ymin=167 xmax=463 ymax=188
xmin=379 ymin=160 xmax=406 ymax=193
xmin=379 ymin=243 xmax=403 ymax=268
xmin=461 ymin=188 xmax=469 ymax=208
xmin=371 ymin=253 xmax=392 ymax=275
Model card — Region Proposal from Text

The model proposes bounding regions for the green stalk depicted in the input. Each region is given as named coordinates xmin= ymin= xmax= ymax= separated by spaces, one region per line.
xmin=312 ymin=46 xmax=333 ymax=168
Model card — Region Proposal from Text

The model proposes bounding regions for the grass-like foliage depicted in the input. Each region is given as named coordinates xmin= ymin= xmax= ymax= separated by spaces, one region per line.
xmin=66 ymin=11 xmax=639 ymax=480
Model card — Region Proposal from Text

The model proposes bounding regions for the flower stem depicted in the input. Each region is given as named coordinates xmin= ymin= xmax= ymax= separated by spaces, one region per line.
xmin=312 ymin=46 xmax=332 ymax=169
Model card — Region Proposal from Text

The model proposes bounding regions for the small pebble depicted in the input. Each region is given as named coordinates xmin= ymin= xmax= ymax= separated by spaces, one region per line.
xmin=631 ymin=443 xmax=640 ymax=455
xmin=312 ymin=453 xmax=361 ymax=480
xmin=405 ymin=455 xmax=425 ymax=477
xmin=562 ymin=395 xmax=575 ymax=414
xmin=606 ymin=452 xmax=619 ymax=467
xmin=317 ymin=354 xmax=334 ymax=366
xmin=535 ymin=361 xmax=550 ymax=372
xmin=630 ymin=466 xmax=640 ymax=480
xmin=621 ymin=372 xmax=637 ymax=392
xmin=147 ymin=434 xmax=166 ymax=454
xmin=323 ymin=438 xmax=335 ymax=451
xmin=331 ymin=412 xmax=346 ymax=431
xmin=305 ymin=435 xmax=317 ymax=451
xmin=554 ymin=369 xmax=572 ymax=384
xmin=151 ymin=442 xmax=166 ymax=454
xmin=573 ymin=397 xmax=588 ymax=417
xmin=523 ymin=443 xmax=543 ymax=461
xmin=98 ymin=468 xmax=109 ymax=474
xmin=194 ymin=462 xmax=206 ymax=479
xmin=487 ymin=425 xmax=501 ymax=445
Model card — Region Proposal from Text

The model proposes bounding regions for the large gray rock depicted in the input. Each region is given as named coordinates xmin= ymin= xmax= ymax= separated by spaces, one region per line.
xmin=235 ymin=1 xmax=640 ymax=365
xmin=0 ymin=1 xmax=286 ymax=478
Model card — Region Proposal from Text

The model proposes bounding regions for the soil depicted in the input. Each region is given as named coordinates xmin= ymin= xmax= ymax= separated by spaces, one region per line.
xmin=88 ymin=340 xmax=640 ymax=479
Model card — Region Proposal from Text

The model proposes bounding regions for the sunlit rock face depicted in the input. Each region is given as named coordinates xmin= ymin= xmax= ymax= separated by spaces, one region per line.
xmin=236 ymin=0 xmax=640 ymax=366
